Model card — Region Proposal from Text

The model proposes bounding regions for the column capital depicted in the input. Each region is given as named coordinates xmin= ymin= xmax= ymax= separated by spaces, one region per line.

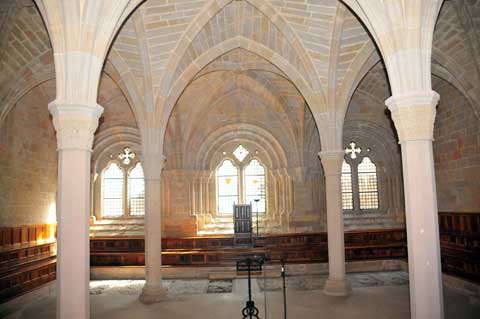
xmin=142 ymin=153 xmax=166 ymax=181
xmin=318 ymin=150 xmax=344 ymax=176
xmin=48 ymin=101 xmax=103 ymax=151
xmin=385 ymin=91 xmax=439 ymax=143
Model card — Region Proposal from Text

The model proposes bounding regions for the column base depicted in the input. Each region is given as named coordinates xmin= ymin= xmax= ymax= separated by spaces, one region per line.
xmin=139 ymin=284 xmax=168 ymax=304
xmin=323 ymin=278 xmax=352 ymax=297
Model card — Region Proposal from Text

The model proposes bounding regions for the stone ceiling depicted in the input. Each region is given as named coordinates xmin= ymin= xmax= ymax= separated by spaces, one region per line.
xmin=0 ymin=0 xmax=478 ymax=126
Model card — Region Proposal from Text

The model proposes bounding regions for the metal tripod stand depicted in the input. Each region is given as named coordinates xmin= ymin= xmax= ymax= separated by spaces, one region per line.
xmin=241 ymin=257 xmax=260 ymax=318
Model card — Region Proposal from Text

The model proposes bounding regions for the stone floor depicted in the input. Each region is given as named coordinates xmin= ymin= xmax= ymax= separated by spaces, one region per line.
xmin=1 ymin=271 xmax=479 ymax=318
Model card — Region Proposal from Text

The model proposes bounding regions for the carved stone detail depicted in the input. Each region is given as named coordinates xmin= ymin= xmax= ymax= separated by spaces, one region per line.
xmin=48 ymin=101 xmax=103 ymax=151
xmin=385 ymin=91 xmax=440 ymax=142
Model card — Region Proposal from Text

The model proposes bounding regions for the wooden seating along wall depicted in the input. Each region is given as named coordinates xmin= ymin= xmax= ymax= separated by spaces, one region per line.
xmin=0 ymin=224 xmax=57 ymax=303
xmin=90 ymin=229 xmax=408 ymax=267
xmin=438 ymin=212 xmax=480 ymax=283
xmin=1 ymin=212 xmax=479 ymax=303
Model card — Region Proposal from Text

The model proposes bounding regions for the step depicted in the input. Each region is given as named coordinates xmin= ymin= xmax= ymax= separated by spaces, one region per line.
xmin=90 ymin=226 xmax=144 ymax=231
xmin=90 ymin=218 xmax=145 ymax=237
xmin=93 ymin=218 xmax=145 ymax=226
xmin=89 ymin=230 xmax=144 ymax=237
xmin=202 ymin=224 xmax=234 ymax=230
xmin=197 ymin=229 xmax=234 ymax=235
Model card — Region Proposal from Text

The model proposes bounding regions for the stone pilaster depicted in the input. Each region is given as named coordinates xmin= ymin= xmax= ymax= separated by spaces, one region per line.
xmin=339 ymin=1 xmax=444 ymax=316
xmin=140 ymin=153 xmax=168 ymax=304
xmin=318 ymin=151 xmax=351 ymax=297
xmin=386 ymin=91 xmax=444 ymax=319
xmin=49 ymin=102 xmax=103 ymax=319
xmin=33 ymin=2 xmax=142 ymax=318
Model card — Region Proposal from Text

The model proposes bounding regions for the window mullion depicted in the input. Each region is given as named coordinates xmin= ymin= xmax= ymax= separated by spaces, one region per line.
xmin=124 ymin=173 xmax=128 ymax=217
xmin=239 ymin=168 xmax=244 ymax=204
xmin=352 ymin=163 xmax=361 ymax=212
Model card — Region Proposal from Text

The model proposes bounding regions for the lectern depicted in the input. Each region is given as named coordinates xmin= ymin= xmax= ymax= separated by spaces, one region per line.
xmin=233 ymin=204 xmax=253 ymax=245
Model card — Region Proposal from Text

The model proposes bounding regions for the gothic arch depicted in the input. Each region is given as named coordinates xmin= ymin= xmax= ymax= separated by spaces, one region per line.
xmin=0 ymin=67 xmax=55 ymax=124
xmin=178 ymin=70 xmax=299 ymax=152
xmin=193 ymin=123 xmax=289 ymax=170
xmin=92 ymin=126 xmax=141 ymax=175
xmin=159 ymin=37 xmax=325 ymax=147
xmin=156 ymin=0 xmax=324 ymax=105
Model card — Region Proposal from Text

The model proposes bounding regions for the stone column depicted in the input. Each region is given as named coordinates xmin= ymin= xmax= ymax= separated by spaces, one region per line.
xmin=49 ymin=102 xmax=103 ymax=319
xmin=386 ymin=91 xmax=443 ymax=318
xmin=318 ymin=151 xmax=351 ymax=296
xmin=140 ymin=153 xmax=168 ymax=304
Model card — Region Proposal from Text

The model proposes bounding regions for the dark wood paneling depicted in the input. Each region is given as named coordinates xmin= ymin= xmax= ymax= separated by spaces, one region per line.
xmin=0 ymin=224 xmax=56 ymax=247
xmin=0 ymin=242 xmax=57 ymax=277
xmin=438 ymin=212 xmax=480 ymax=282
xmin=2 ymin=213 xmax=479 ymax=304
xmin=90 ymin=229 xmax=407 ymax=267
xmin=0 ymin=224 xmax=57 ymax=303
xmin=0 ymin=258 xmax=56 ymax=303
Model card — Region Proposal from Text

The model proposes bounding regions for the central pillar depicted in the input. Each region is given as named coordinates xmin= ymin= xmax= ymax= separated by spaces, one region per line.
xmin=319 ymin=151 xmax=351 ymax=296
xmin=49 ymin=102 xmax=103 ymax=319
xmin=140 ymin=154 xmax=168 ymax=303
xmin=386 ymin=91 xmax=444 ymax=318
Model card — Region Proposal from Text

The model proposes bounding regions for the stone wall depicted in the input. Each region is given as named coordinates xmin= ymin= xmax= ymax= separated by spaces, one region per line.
xmin=0 ymin=71 xmax=140 ymax=228
xmin=161 ymin=51 xmax=325 ymax=236
xmin=433 ymin=77 xmax=480 ymax=212
xmin=96 ymin=74 xmax=138 ymax=132
xmin=343 ymin=63 xmax=405 ymax=230
xmin=91 ymin=73 xmax=140 ymax=220
xmin=0 ymin=80 xmax=57 ymax=226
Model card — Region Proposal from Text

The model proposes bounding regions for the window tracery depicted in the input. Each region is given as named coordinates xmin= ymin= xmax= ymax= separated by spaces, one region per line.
xmin=233 ymin=144 xmax=249 ymax=162
xmin=244 ymin=159 xmax=266 ymax=213
xmin=358 ymin=157 xmax=379 ymax=210
xmin=216 ymin=146 xmax=267 ymax=214
xmin=216 ymin=160 xmax=239 ymax=214
xmin=341 ymin=141 xmax=379 ymax=212
xmin=128 ymin=162 xmax=145 ymax=216
xmin=102 ymin=162 xmax=124 ymax=217
xmin=101 ymin=147 xmax=145 ymax=217
xmin=341 ymin=161 xmax=353 ymax=210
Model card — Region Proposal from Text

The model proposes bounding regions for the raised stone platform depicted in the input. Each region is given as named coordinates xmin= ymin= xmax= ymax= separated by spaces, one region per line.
xmin=90 ymin=218 xmax=145 ymax=237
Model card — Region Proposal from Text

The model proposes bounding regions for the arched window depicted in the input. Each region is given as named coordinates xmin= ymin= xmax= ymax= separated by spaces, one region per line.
xmin=341 ymin=141 xmax=379 ymax=212
xmin=215 ymin=146 xmax=268 ymax=215
xmin=216 ymin=160 xmax=239 ymax=214
xmin=244 ymin=159 xmax=266 ymax=213
xmin=102 ymin=162 xmax=124 ymax=217
xmin=358 ymin=157 xmax=379 ymax=209
xmin=128 ymin=162 xmax=145 ymax=216
xmin=99 ymin=147 xmax=146 ymax=218
xmin=341 ymin=160 xmax=353 ymax=210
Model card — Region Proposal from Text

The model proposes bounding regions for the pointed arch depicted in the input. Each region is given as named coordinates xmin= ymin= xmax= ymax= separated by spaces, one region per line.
xmin=156 ymin=0 xmax=324 ymax=104
xmin=216 ymin=159 xmax=240 ymax=214
xmin=158 ymin=37 xmax=325 ymax=146
xmin=244 ymin=158 xmax=266 ymax=213
xmin=341 ymin=160 xmax=353 ymax=210
xmin=102 ymin=162 xmax=125 ymax=217
xmin=128 ymin=162 xmax=145 ymax=216
xmin=357 ymin=157 xmax=379 ymax=210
